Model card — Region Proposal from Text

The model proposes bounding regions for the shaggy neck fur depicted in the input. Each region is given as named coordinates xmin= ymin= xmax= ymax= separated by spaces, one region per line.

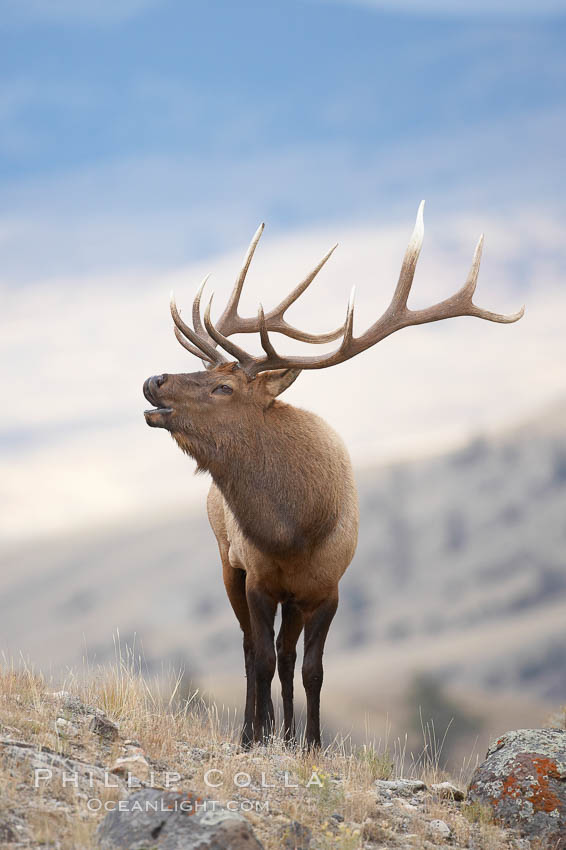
xmin=173 ymin=401 xmax=346 ymax=556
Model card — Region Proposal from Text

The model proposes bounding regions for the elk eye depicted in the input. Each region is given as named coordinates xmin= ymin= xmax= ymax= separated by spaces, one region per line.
xmin=213 ymin=384 xmax=233 ymax=395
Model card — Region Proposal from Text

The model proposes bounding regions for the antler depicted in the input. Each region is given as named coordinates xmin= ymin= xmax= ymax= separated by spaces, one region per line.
xmin=170 ymin=222 xmax=344 ymax=368
xmin=172 ymin=202 xmax=524 ymax=377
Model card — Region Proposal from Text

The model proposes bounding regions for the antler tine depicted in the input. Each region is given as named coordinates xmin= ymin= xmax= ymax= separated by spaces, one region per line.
xmin=263 ymin=244 xmax=344 ymax=343
xmin=173 ymin=326 xmax=217 ymax=365
xmin=271 ymin=244 xmax=337 ymax=314
xmin=198 ymin=223 xmax=344 ymax=347
xmin=170 ymin=292 xmax=227 ymax=366
xmin=217 ymin=227 xmax=344 ymax=344
xmin=408 ymin=231 xmax=525 ymax=326
xmin=272 ymin=320 xmax=344 ymax=343
xmin=471 ymin=302 xmax=525 ymax=324
xmin=453 ymin=234 xmax=526 ymax=323
xmin=204 ymin=293 xmax=255 ymax=366
xmin=225 ymin=223 xmax=346 ymax=339
xmin=462 ymin=233 xmax=484 ymax=300
xmin=258 ymin=303 xmax=278 ymax=359
xmin=390 ymin=200 xmax=425 ymax=313
xmin=192 ymin=274 xmax=212 ymax=339
xmin=339 ymin=286 xmax=356 ymax=351
xmin=243 ymin=284 xmax=357 ymax=377
xmin=189 ymin=274 xmax=221 ymax=370
xmin=214 ymin=223 xmax=265 ymax=335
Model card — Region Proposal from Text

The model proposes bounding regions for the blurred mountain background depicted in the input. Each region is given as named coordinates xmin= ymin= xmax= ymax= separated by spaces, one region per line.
xmin=3 ymin=397 xmax=566 ymax=766
xmin=2 ymin=0 xmax=566 ymax=770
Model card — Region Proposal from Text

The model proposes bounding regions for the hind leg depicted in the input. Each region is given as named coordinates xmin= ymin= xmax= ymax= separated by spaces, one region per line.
xmin=302 ymin=591 xmax=339 ymax=749
xmin=276 ymin=600 xmax=304 ymax=744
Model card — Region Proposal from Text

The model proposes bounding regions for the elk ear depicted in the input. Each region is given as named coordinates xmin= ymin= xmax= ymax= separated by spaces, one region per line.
xmin=260 ymin=368 xmax=301 ymax=398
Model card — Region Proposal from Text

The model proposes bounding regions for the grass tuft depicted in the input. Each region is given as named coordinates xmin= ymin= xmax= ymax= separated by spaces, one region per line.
xmin=0 ymin=648 xmax=520 ymax=850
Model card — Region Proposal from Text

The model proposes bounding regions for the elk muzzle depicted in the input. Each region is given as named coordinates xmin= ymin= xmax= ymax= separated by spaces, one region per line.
xmin=143 ymin=374 xmax=173 ymax=428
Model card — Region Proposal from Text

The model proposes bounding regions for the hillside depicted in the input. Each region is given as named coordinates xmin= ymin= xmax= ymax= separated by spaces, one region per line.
xmin=0 ymin=665 xmax=525 ymax=850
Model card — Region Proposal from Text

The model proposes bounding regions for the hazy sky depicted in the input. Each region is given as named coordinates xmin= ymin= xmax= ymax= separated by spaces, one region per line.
xmin=2 ymin=0 xmax=566 ymax=540
xmin=0 ymin=0 xmax=564 ymax=279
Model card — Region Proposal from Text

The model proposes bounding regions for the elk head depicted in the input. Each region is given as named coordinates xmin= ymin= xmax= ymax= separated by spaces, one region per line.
xmin=144 ymin=202 xmax=524 ymax=459
xmin=143 ymin=363 xmax=301 ymax=460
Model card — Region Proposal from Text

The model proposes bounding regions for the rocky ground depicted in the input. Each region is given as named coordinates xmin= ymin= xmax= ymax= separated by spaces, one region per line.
xmin=1 ymin=665 xmax=555 ymax=849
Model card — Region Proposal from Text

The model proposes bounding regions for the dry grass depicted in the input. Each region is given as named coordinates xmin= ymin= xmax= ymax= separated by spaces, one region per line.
xmin=0 ymin=648 xmax=524 ymax=850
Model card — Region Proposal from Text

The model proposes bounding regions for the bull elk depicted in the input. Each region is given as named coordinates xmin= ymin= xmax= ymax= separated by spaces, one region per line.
xmin=143 ymin=202 xmax=523 ymax=748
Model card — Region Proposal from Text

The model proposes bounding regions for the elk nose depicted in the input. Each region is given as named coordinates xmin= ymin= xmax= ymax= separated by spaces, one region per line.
xmin=154 ymin=374 xmax=167 ymax=387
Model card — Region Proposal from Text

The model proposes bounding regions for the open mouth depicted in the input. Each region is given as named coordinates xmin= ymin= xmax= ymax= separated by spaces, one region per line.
xmin=143 ymin=378 xmax=173 ymax=418
xmin=144 ymin=404 xmax=173 ymax=415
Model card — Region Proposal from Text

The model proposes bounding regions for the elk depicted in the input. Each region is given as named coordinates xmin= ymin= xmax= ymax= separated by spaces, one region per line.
xmin=143 ymin=202 xmax=523 ymax=749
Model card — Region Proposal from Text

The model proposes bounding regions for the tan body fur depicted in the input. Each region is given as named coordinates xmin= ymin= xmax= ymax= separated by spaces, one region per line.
xmin=206 ymin=406 xmax=358 ymax=612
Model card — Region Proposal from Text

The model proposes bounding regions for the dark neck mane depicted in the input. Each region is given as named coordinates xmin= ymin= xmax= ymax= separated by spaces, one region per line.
xmin=181 ymin=402 xmax=345 ymax=556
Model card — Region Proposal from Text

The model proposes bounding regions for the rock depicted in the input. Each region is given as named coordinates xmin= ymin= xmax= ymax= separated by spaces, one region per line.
xmin=49 ymin=690 xmax=120 ymax=740
xmin=110 ymin=754 xmax=151 ymax=784
xmin=189 ymin=746 xmax=210 ymax=762
xmin=430 ymin=781 xmax=465 ymax=801
xmin=50 ymin=692 xmax=92 ymax=715
xmin=428 ymin=818 xmax=451 ymax=839
xmin=55 ymin=717 xmax=79 ymax=737
xmin=176 ymin=743 xmax=211 ymax=762
xmin=468 ymin=728 xmax=566 ymax=847
xmin=278 ymin=820 xmax=312 ymax=849
xmin=90 ymin=713 xmax=120 ymax=740
xmin=0 ymin=737 xmax=126 ymax=794
xmin=97 ymin=788 xmax=263 ymax=849
xmin=375 ymin=778 xmax=427 ymax=796
xmin=397 ymin=799 xmax=418 ymax=811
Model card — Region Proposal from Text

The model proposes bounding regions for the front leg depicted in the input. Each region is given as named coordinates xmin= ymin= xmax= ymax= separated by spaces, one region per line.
xmin=220 ymin=560 xmax=255 ymax=748
xmin=246 ymin=582 xmax=278 ymax=744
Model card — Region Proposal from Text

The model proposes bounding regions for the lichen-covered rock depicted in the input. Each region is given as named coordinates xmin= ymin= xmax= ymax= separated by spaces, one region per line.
xmin=468 ymin=728 xmax=566 ymax=847
xmin=97 ymin=788 xmax=263 ymax=849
